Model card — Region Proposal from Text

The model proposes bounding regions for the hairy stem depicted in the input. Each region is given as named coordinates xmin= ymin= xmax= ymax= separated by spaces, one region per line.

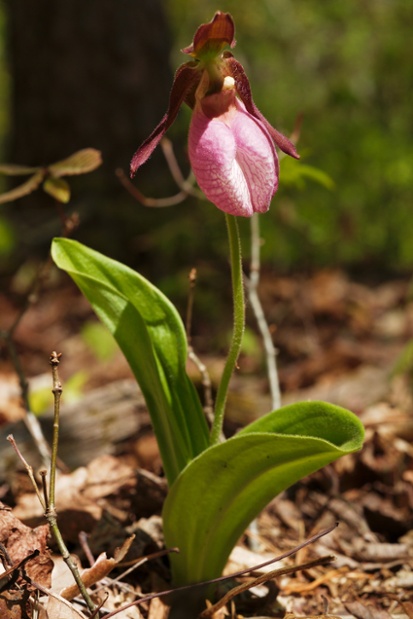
xmin=210 ymin=214 xmax=245 ymax=445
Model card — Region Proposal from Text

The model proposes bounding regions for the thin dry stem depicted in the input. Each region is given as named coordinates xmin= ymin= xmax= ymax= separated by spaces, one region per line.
xmin=116 ymin=168 xmax=191 ymax=207
xmin=160 ymin=137 xmax=203 ymax=198
xmin=7 ymin=434 xmax=46 ymax=510
xmin=2 ymin=331 xmax=51 ymax=467
xmin=117 ymin=136 xmax=203 ymax=208
xmin=40 ymin=470 xmax=49 ymax=510
xmin=185 ymin=267 xmax=214 ymax=424
xmin=247 ymin=213 xmax=281 ymax=410
xmin=30 ymin=579 xmax=89 ymax=619
xmin=245 ymin=121 xmax=301 ymax=410
xmin=185 ymin=268 xmax=197 ymax=342
xmin=48 ymin=351 xmax=62 ymax=508
xmin=45 ymin=351 xmax=99 ymax=616
xmin=101 ymin=524 xmax=338 ymax=617
xmin=0 ymin=210 xmax=79 ymax=469
xmin=188 ymin=348 xmax=215 ymax=425
xmin=199 ymin=554 xmax=335 ymax=618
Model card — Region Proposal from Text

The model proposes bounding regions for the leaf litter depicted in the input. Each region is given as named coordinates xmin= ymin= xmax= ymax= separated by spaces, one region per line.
xmin=0 ymin=268 xmax=412 ymax=617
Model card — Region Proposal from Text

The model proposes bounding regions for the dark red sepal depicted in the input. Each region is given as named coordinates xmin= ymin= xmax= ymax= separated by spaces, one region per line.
xmin=130 ymin=63 xmax=200 ymax=178
xmin=182 ymin=12 xmax=235 ymax=58
xmin=225 ymin=54 xmax=300 ymax=160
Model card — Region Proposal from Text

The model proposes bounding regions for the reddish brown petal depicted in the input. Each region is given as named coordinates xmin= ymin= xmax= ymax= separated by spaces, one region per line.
xmin=225 ymin=54 xmax=300 ymax=160
xmin=130 ymin=63 xmax=200 ymax=177
xmin=182 ymin=12 xmax=235 ymax=57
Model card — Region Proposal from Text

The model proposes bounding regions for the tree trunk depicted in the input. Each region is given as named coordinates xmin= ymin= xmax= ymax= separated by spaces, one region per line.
xmin=5 ymin=0 xmax=175 ymax=264
xmin=8 ymin=0 xmax=172 ymax=175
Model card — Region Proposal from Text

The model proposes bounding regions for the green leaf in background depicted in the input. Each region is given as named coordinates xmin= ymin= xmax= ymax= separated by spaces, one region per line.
xmin=81 ymin=320 xmax=118 ymax=362
xmin=30 ymin=371 xmax=88 ymax=415
xmin=43 ymin=176 xmax=71 ymax=203
xmin=391 ymin=338 xmax=413 ymax=378
xmin=280 ymin=157 xmax=335 ymax=190
xmin=48 ymin=148 xmax=102 ymax=177
xmin=0 ymin=215 xmax=15 ymax=256
xmin=163 ymin=401 xmax=364 ymax=586
xmin=51 ymin=238 xmax=209 ymax=485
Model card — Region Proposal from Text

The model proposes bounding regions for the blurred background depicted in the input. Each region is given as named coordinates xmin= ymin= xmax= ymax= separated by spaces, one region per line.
xmin=1 ymin=6 xmax=412 ymax=604
xmin=0 ymin=0 xmax=412 ymax=309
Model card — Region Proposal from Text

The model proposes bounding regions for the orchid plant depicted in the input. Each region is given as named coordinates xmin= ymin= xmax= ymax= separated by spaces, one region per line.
xmin=52 ymin=11 xmax=364 ymax=598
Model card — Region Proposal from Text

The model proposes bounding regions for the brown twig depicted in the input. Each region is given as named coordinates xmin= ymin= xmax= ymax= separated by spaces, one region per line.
xmin=79 ymin=532 xmax=96 ymax=568
xmin=7 ymin=434 xmax=46 ymax=510
xmin=0 ymin=210 xmax=79 ymax=469
xmin=101 ymin=523 xmax=338 ymax=618
xmin=2 ymin=329 xmax=52 ymax=467
xmin=116 ymin=136 xmax=204 ymax=208
xmin=185 ymin=268 xmax=214 ymax=425
xmin=199 ymin=554 xmax=336 ymax=618
xmin=29 ymin=578 xmax=89 ymax=619
xmin=45 ymin=351 xmax=99 ymax=616
xmin=0 ymin=547 xmax=40 ymax=592
xmin=92 ymin=547 xmax=179 ymax=599
xmin=185 ymin=267 xmax=197 ymax=342
xmin=9 ymin=354 xmax=100 ymax=617
xmin=48 ymin=351 xmax=62 ymax=508
xmin=40 ymin=470 xmax=49 ymax=512
xmin=160 ymin=137 xmax=203 ymax=199
xmin=116 ymin=168 xmax=190 ymax=207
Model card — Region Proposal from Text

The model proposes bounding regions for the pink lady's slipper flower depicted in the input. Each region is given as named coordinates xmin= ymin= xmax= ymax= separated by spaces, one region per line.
xmin=130 ymin=12 xmax=299 ymax=217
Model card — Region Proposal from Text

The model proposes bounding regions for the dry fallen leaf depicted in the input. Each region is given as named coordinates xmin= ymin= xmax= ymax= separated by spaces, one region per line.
xmin=344 ymin=600 xmax=393 ymax=619
xmin=0 ymin=503 xmax=52 ymax=586
xmin=59 ymin=538 xmax=134 ymax=601
xmin=44 ymin=595 xmax=88 ymax=619
xmin=147 ymin=597 xmax=169 ymax=619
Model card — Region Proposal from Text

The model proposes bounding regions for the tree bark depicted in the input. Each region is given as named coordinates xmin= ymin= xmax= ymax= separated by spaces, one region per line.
xmin=4 ymin=0 xmax=175 ymax=263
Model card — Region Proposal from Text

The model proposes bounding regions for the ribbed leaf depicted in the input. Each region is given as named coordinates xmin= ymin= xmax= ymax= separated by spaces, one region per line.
xmin=51 ymin=238 xmax=209 ymax=484
xmin=163 ymin=401 xmax=364 ymax=585
xmin=48 ymin=149 xmax=102 ymax=177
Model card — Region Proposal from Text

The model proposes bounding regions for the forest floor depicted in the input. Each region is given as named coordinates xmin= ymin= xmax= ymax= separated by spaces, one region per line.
xmin=0 ymin=266 xmax=412 ymax=618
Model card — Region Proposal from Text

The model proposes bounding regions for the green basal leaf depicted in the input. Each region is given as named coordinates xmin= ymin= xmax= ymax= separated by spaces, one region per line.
xmin=238 ymin=400 xmax=363 ymax=447
xmin=163 ymin=401 xmax=364 ymax=585
xmin=48 ymin=148 xmax=102 ymax=177
xmin=43 ymin=177 xmax=71 ymax=203
xmin=51 ymin=238 xmax=209 ymax=485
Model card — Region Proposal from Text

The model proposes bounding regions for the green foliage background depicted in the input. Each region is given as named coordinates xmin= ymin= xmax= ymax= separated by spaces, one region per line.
xmin=0 ymin=1 xmax=411 ymax=277
xmin=165 ymin=0 xmax=412 ymax=272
